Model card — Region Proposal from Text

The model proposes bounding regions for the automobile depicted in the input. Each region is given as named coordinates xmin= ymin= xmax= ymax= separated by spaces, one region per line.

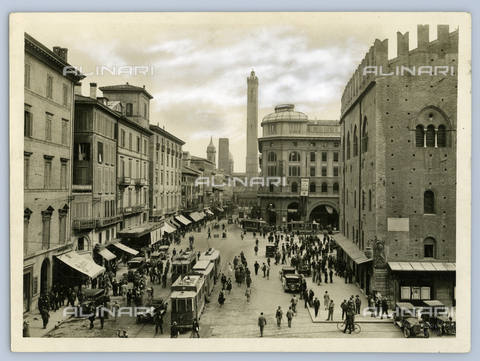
xmin=420 ymin=300 xmax=455 ymax=336
xmin=392 ymin=302 xmax=425 ymax=338
xmin=76 ymin=288 xmax=105 ymax=317
xmin=279 ymin=266 xmax=303 ymax=293
xmin=158 ymin=245 xmax=170 ymax=260
xmin=136 ymin=298 xmax=166 ymax=324
xmin=265 ymin=245 xmax=276 ymax=258
xmin=127 ymin=257 xmax=146 ymax=282
xmin=297 ymin=263 xmax=311 ymax=277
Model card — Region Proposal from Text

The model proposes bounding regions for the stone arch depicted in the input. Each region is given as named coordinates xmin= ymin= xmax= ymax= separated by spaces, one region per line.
xmin=307 ymin=201 xmax=340 ymax=231
xmin=40 ymin=257 xmax=51 ymax=295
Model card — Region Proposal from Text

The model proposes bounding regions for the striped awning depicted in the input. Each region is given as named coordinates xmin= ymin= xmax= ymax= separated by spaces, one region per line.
xmin=388 ymin=261 xmax=456 ymax=272
xmin=332 ymin=234 xmax=372 ymax=265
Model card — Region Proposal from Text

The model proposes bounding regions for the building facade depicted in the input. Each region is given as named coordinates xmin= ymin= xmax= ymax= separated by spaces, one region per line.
xmin=257 ymin=104 xmax=341 ymax=231
xmin=24 ymin=33 xmax=85 ymax=313
xmin=71 ymin=86 xmax=122 ymax=268
xmin=149 ymin=124 xmax=185 ymax=226
xmin=98 ymin=83 xmax=155 ymax=249
xmin=339 ymin=25 xmax=457 ymax=307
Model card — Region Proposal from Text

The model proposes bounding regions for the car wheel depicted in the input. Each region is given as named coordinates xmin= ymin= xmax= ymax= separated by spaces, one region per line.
xmin=289 ymin=284 xmax=297 ymax=291
xmin=404 ymin=327 xmax=411 ymax=338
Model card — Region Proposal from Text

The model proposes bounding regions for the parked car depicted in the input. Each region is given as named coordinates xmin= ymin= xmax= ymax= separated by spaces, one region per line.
xmin=420 ymin=300 xmax=455 ymax=336
xmin=136 ymin=298 xmax=166 ymax=324
xmin=392 ymin=302 xmax=424 ymax=338
xmin=279 ymin=266 xmax=303 ymax=293
xmin=127 ymin=257 xmax=146 ymax=282
xmin=297 ymin=263 xmax=311 ymax=277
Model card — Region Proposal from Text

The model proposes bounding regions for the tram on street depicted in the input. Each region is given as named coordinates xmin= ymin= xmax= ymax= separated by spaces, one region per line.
xmin=171 ymin=251 xmax=197 ymax=284
xmin=242 ymin=219 xmax=267 ymax=232
xmin=199 ymin=248 xmax=221 ymax=283
xmin=170 ymin=274 xmax=206 ymax=330
xmin=191 ymin=260 xmax=215 ymax=296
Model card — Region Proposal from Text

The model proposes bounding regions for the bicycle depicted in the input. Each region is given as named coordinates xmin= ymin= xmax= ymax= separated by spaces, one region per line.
xmin=337 ymin=320 xmax=361 ymax=334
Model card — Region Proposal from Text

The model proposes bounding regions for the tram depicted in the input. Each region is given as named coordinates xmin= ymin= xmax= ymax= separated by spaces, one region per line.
xmin=171 ymin=251 xmax=197 ymax=284
xmin=191 ymin=260 xmax=215 ymax=296
xmin=170 ymin=274 xmax=206 ymax=330
xmin=242 ymin=219 xmax=267 ymax=232
xmin=199 ymin=248 xmax=221 ymax=283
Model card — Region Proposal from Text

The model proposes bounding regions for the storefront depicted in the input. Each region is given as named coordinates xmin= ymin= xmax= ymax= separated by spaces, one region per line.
xmin=388 ymin=261 xmax=456 ymax=307
xmin=117 ymin=222 xmax=163 ymax=251
xmin=54 ymin=250 xmax=106 ymax=291
xmin=332 ymin=233 xmax=373 ymax=295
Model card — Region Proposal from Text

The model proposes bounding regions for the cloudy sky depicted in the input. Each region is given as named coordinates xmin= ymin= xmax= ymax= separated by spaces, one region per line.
xmin=19 ymin=13 xmax=461 ymax=172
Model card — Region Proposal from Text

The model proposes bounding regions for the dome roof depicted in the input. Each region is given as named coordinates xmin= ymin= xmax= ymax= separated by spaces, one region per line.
xmin=228 ymin=152 xmax=234 ymax=160
xmin=262 ymin=104 xmax=307 ymax=122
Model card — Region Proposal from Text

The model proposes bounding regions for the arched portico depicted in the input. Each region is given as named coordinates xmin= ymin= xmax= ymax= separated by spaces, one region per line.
xmin=307 ymin=201 xmax=340 ymax=231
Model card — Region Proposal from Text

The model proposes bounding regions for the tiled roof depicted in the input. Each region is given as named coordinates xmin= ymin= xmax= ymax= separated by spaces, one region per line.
xmin=99 ymin=83 xmax=153 ymax=99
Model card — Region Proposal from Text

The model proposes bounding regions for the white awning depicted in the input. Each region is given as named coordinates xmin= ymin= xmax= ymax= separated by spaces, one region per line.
xmin=388 ymin=261 xmax=456 ymax=272
xmin=97 ymin=248 xmax=116 ymax=261
xmin=56 ymin=251 xmax=105 ymax=278
xmin=205 ymin=209 xmax=214 ymax=215
xmin=111 ymin=242 xmax=139 ymax=255
xmin=163 ymin=223 xmax=177 ymax=233
xmin=189 ymin=212 xmax=202 ymax=222
xmin=332 ymin=234 xmax=372 ymax=265
xmin=175 ymin=215 xmax=191 ymax=225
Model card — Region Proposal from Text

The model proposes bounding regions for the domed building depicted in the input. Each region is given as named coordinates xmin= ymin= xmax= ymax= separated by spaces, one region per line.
xmin=257 ymin=104 xmax=341 ymax=232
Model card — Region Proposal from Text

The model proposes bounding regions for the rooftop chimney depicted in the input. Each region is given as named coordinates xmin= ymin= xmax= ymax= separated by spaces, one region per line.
xmin=74 ymin=82 xmax=82 ymax=96
xmin=90 ymin=83 xmax=97 ymax=99
xmin=52 ymin=46 xmax=68 ymax=62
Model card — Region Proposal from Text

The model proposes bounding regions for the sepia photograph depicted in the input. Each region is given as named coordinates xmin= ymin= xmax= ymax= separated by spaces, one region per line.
xmin=10 ymin=12 xmax=471 ymax=352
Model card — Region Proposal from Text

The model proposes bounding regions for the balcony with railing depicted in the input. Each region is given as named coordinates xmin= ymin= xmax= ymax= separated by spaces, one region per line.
xmin=134 ymin=178 xmax=147 ymax=188
xmin=96 ymin=215 xmax=123 ymax=227
xmin=132 ymin=204 xmax=145 ymax=214
xmin=118 ymin=177 xmax=132 ymax=190
xmin=120 ymin=206 xmax=133 ymax=214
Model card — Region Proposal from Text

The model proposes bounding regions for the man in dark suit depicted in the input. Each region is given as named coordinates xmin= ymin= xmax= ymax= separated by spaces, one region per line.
xmin=313 ymin=297 xmax=321 ymax=318
xmin=258 ymin=312 xmax=267 ymax=337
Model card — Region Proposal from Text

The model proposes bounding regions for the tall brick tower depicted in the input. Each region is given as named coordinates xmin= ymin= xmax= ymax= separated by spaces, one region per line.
xmin=246 ymin=70 xmax=259 ymax=178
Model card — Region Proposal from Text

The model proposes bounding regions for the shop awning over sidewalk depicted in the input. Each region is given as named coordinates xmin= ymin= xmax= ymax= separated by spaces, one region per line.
xmin=189 ymin=212 xmax=202 ymax=222
xmin=332 ymin=234 xmax=372 ymax=265
xmin=205 ymin=209 xmax=214 ymax=215
xmin=117 ymin=222 xmax=162 ymax=238
xmin=111 ymin=242 xmax=139 ymax=255
xmin=97 ymin=248 xmax=116 ymax=261
xmin=388 ymin=262 xmax=456 ymax=272
xmin=163 ymin=223 xmax=177 ymax=233
xmin=56 ymin=251 xmax=105 ymax=278
xmin=175 ymin=215 xmax=191 ymax=225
